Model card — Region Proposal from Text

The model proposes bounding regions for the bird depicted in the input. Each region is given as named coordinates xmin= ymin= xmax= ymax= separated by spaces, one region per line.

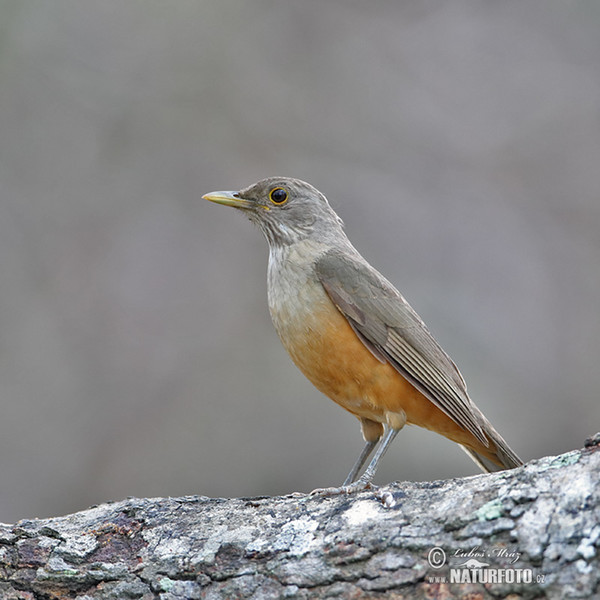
xmin=203 ymin=177 xmax=523 ymax=492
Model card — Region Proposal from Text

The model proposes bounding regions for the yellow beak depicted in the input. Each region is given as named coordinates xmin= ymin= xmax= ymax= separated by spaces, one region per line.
xmin=202 ymin=190 xmax=253 ymax=209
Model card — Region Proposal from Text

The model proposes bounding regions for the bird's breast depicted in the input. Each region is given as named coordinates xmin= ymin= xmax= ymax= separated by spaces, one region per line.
xmin=266 ymin=242 xmax=405 ymax=422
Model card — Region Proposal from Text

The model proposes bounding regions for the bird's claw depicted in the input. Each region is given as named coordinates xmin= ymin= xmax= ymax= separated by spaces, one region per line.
xmin=309 ymin=480 xmax=377 ymax=496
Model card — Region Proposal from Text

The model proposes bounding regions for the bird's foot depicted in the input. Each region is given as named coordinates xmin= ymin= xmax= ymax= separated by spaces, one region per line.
xmin=309 ymin=480 xmax=377 ymax=497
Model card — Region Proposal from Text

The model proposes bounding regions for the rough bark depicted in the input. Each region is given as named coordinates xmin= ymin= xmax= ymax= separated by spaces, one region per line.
xmin=1 ymin=435 xmax=599 ymax=600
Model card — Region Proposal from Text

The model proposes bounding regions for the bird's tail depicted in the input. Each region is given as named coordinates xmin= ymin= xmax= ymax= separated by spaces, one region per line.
xmin=461 ymin=427 xmax=524 ymax=473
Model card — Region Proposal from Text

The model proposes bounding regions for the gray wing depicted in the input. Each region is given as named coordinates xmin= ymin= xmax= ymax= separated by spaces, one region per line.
xmin=315 ymin=248 xmax=489 ymax=446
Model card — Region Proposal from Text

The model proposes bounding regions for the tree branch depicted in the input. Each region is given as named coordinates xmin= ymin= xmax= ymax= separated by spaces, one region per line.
xmin=1 ymin=434 xmax=599 ymax=599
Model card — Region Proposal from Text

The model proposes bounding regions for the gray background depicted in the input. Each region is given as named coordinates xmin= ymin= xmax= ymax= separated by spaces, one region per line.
xmin=1 ymin=1 xmax=599 ymax=524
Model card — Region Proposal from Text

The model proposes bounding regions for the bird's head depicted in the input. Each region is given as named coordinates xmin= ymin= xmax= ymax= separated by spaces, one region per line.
xmin=203 ymin=177 xmax=345 ymax=247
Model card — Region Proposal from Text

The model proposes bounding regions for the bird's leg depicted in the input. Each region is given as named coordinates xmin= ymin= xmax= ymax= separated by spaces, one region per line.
xmin=342 ymin=440 xmax=377 ymax=486
xmin=351 ymin=411 xmax=405 ymax=489
xmin=310 ymin=428 xmax=398 ymax=496
xmin=352 ymin=426 xmax=400 ymax=489
xmin=342 ymin=418 xmax=383 ymax=485
xmin=311 ymin=418 xmax=382 ymax=495
xmin=310 ymin=412 xmax=405 ymax=496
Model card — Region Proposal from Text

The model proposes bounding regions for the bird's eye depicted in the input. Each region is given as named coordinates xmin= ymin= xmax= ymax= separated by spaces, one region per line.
xmin=269 ymin=187 xmax=288 ymax=204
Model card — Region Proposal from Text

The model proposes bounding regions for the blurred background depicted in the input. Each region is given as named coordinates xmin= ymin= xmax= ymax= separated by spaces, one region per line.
xmin=1 ymin=1 xmax=599 ymax=524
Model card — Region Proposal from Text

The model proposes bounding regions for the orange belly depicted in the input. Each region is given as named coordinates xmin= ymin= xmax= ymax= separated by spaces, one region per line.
xmin=281 ymin=299 xmax=500 ymax=464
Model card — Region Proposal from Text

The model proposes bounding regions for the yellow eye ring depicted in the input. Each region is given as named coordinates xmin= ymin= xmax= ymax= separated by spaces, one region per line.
xmin=269 ymin=187 xmax=288 ymax=205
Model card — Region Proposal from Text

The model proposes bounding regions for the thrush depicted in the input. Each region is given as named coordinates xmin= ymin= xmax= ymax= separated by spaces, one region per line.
xmin=203 ymin=177 xmax=523 ymax=492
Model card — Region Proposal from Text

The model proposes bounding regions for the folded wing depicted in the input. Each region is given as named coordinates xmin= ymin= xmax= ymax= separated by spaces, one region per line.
xmin=315 ymin=248 xmax=522 ymax=470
